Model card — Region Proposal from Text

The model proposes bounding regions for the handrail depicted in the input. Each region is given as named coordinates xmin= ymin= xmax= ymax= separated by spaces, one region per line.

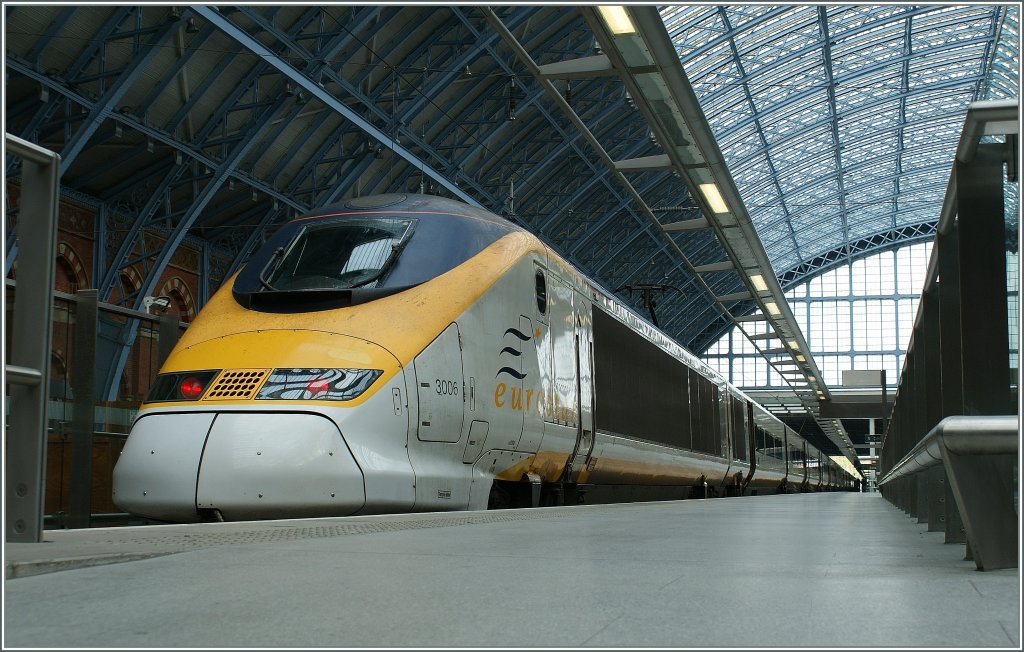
xmin=6 ymin=133 xmax=60 ymax=166
xmin=877 ymin=415 xmax=1018 ymax=487
xmin=5 ymin=365 xmax=43 ymax=387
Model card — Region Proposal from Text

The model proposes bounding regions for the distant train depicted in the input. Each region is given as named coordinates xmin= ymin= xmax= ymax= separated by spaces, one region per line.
xmin=113 ymin=193 xmax=857 ymax=522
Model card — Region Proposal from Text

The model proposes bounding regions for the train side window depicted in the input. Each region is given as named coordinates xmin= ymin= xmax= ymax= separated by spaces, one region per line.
xmin=535 ymin=269 xmax=547 ymax=315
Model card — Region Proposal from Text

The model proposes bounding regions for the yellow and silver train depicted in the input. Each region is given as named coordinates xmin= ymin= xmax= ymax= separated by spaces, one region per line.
xmin=113 ymin=193 xmax=856 ymax=522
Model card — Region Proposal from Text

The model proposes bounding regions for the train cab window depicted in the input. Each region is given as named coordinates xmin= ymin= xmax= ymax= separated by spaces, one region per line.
xmin=535 ymin=269 xmax=547 ymax=315
xmin=265 ymin=217 xmax=414 ymax=291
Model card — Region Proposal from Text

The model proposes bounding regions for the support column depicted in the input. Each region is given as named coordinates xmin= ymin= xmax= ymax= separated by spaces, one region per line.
xmin=944 ymin=474 xmax=967 ymax=544
xmin=956 ymin=143 xmax=1011 ymax=415
xmin=916 ymin=473 xmax=929 ymax=525
xmin=926 ymin=467 xmax=944 ymax=533
xmin=936 ymin=228 xmax=963 ymax=417
xmin=68 ymin=289 xmax=98 ymax=529
xmin=158 ymin=312 xmax=180 ymax=368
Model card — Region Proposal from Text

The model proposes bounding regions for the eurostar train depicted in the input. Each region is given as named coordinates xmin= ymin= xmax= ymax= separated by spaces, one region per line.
xmin=113 ymin=193 xmax=857 ymax=522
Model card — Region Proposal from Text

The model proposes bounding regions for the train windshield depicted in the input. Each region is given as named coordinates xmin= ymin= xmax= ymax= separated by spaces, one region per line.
xmin=263 ymin=218 xmax=414 ymax=291
xmin=233 ymin=195 xmax=520 ymax=312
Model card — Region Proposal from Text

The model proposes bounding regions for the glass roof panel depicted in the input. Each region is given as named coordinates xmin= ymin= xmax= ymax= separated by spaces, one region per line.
xmin=831 ymin=27 xmax=905 ymax=76
xmin=683 ymin=38 xmax=735 ymax=83
xmin=729 ymin=150 xmax=773 ymax=179
xmin=833 ymin=72 xmax=903 ymax=115
xmin=825 ymin=5 xmax=912 ymax=39
xmin=753 ymin=206 xmax=788 ymax=232
xmin=985 ymin=6 xmax=1019 ymax=98
xmin=667 ymin=4 xmax=1016 ymax=279
xmin=665 ymin=7 xmax=724 ymax=54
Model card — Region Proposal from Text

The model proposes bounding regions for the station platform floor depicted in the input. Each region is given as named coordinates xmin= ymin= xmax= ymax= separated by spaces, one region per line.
xmin=4 ymin=492 xmax=1020 ymax=648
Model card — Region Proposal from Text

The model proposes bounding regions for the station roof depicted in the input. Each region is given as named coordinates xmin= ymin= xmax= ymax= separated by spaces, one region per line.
xmin=4 ymin=4 xmax=1019 ymax=356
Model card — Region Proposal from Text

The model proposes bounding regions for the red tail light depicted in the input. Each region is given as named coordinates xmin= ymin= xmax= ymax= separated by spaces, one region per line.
xmin=179 ymin=376 xmax=205 ymax=399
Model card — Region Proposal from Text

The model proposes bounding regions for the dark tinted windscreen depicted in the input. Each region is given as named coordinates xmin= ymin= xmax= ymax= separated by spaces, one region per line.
xmin=267 ymin=218 xmax=412 ymax=290
xmin=232 ymin=205 xmax=515 ymax=312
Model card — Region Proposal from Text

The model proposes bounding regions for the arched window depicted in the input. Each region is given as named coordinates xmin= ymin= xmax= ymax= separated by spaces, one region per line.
xmin=55 ymin=243 xmax=87 ymax=293
xmin=114 ymin=267 xmax=143 ymax=306
xmin=49 ymin=351 xmax=73 ymax=400
xmin=158 ymin=277 xmax=196 ymax=323
xmin=703 ymin=242 xmax=935 ymax=389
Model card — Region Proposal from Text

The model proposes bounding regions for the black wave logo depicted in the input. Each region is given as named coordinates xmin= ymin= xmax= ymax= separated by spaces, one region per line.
xmin=496 ymin=322 xmax=530 ymax=380
xmin=504 ymin=327 xmax=530 ymax=341
xmin=496 ymin=366 xmax=527 ymax=380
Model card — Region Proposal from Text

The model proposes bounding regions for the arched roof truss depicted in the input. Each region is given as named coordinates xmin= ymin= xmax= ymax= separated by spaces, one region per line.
xmin=4 ymin=3 xmax=1018 ymax=363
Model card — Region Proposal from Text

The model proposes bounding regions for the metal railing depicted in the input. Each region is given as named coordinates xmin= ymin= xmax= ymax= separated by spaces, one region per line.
xmin=878 ymin=416 xmax=1018 ymax=485
xmin=877 ymin=416 xmax=1018 ymax=572
xmin=877 ymin=101 xmax=1019 ymax=571
xmin=5 ymin=134 xmax=60 ymax=543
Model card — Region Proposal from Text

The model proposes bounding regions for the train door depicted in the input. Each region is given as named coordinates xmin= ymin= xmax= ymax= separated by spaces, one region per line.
xmin=801 ymin=442 xmax=810 ymax=490
xmin=415 ymin=322 xmax=465 ymax=443
xmin=410 ymin=322 xmax=470 ymax=509
xmin=562 ymin=297 xmax=595 ymax=483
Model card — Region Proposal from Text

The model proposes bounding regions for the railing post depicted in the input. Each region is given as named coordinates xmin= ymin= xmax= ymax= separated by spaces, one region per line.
xmin=941 ymin=449 xmax=1017 ymax=570
xmin=4 ymin=135 xmax=60 ymax=543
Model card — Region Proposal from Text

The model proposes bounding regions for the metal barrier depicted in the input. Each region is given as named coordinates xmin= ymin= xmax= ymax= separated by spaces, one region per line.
xmin=5 ymin=134 xmax=60 ymax=543
xmin=877 ymin=101 xmax=1019 ymax=571
xmin=878 ymin=416 xmax=1018 ymax=571
xmin=5 ymin=279 xmax=184 ymax=531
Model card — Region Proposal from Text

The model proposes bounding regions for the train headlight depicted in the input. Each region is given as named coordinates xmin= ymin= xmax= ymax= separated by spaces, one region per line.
xmin=145 ymin=370 xmax=220 ymax=402
xmin=255 ymin=368 xmax=383 ymax=401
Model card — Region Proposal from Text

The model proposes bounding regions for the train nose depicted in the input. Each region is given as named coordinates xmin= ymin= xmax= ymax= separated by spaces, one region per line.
xmin=113 ymin=412 xmax=366 ymax=522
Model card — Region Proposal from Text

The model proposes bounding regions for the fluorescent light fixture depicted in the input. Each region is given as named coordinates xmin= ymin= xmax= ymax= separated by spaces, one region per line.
xmin=795 ymin=355 xmax=806 ymax=362
xmin=808 ymin=376 xmax=816 ymax=384
xmin=788 ymin=340 xmax=799 ymax=350
xmin=698 ymin=183 xmax=729 ymax=214
xmin=597 ymin=6 xmax=636 ymax=35
xmin=750 ymin=274 xmax=768 ymax=292
xmin=764 ymin=301 xmax=781 ymax=316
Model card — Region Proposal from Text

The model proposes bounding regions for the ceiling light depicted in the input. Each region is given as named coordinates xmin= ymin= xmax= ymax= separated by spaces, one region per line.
xmin=796 ymin=355 xmax=805 ymax=362
xmin=764 ymin=301 xmax=781 ymax=316
xmin=788 ymin=340 xmax=799 ymax=350
xmin=698 ymin=182 xmax=729 ymax=214
xmin=597 ymin=6 xmax=636 ymax=35
xmin=750 ymin=274 xmax=768 ymax=292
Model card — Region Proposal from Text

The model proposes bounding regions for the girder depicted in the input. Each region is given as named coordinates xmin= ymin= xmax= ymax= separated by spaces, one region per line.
xmin=59 ymin=13 xmax=188 ymax=174
xmin=204 ymin=6 xmax=497 ymax=205
xmin=97 ymin=161 xmax=188 ymax=301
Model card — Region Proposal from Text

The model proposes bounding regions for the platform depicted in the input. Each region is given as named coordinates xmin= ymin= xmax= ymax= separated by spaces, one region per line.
xmin=4 ymin=493 xmax=1020 ymax=648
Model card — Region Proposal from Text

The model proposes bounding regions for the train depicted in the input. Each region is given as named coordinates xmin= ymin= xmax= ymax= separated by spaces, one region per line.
xmin=112 ymin=193 xmax=858 ymax=522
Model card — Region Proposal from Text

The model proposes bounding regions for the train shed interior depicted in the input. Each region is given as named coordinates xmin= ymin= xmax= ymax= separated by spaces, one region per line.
xmin=3 ymin=4 xmax=1021 ymax=648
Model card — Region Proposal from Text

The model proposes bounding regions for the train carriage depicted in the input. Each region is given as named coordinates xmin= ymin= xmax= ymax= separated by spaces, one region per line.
xmin=113 ymin=193 xmax=855 ymax=522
